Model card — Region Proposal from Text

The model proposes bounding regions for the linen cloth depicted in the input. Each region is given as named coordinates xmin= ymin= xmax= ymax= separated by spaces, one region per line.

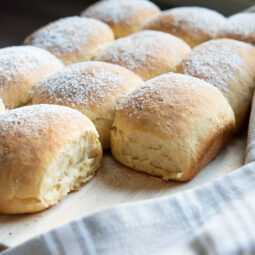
xmin=2 ymin=94 xmax=255 ymax=255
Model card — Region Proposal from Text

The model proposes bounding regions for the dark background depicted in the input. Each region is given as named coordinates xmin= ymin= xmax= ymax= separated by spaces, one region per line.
xmin=0 ymin=0 xmax=254 ymax=48
xmin=0 ymin=0 xmax=96 ymax=47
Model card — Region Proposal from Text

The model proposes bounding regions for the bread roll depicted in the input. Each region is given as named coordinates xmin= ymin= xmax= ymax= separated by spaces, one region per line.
xmin=177 ymin=39 xmax=255 ymax=132
xmin=111 ymin=73 xmax=235 ymax=181
xmin=95 ymin=30 xmax=191 ymax=81
xmin=81 ymin=0 xmax=160 ymax=38
xmin=32 ymin=61 xmax=143 ymax=149
xmin=216 ymin=13 xmax=255 ymax=46
xmin=24 ymin=16 xmax=114 ymax=65
xmin=0 ymin=46 xmax=63 ymax=109
xmin=0 ymin=99 xmax=5 ymax=114
xmin=143 ymin=7 xmax=226 ymax=47
xmin=0 ymin=104 xmax=102 ymax=214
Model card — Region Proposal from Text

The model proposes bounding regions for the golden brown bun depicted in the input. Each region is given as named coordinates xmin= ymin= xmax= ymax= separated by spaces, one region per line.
xmin=95 ymin=30 xmax=191 ymax=81
xmin=0 ymin=99 xmax=5 ymax=113
xmin=0 ymin=46 xmax=63 ymax=109
xmin=32 ymin=61 xmax=143 ymax=149
xmin=216 ymin=13 xmax=255 ymax=46
xmin=177 ymin=39 xmax=255 ymax=132
xmin=24 ymin=16 xmax=114 ymax=65
xmin=143 ymin=7 xmax=226 ymax=47
xmin=111 ymin=73 xmax=235 ymax=181
xmin=81 ymin=0 xmax=160 ymax=38
xmin=0 ymin=104 xmax=102 ymax=214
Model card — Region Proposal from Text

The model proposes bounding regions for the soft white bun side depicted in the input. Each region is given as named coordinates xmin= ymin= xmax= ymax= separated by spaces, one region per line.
xmin=0 ymin=99 xmax=5 ymax=113
xmin=0 ymin=104 xmax=102 ymax=214
xmin=111 ymin=73 xmax=235 ymax=181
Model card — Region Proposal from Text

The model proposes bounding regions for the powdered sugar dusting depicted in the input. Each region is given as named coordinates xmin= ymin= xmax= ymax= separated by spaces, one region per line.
xmin=96 ymin=30 xmax=188 ymax=71
xmin=0 ymin=46 xmax=62 ymax=90
xmin=218 ymin=13 xmax=255 ymax=43
xmin=82 ymin=0 xmax=159 ymax=25
xmin=164 ymin=7 xmax=225 ymax=37
xmin=180 ymin=39 xmax=245 ymax=93
xmin=117 ymin=72 xmax=220 ymax=117
xmin=34 ymin=62 xmax=126 ymax=107
xmin=25 ymin=16 xmax=111 ymax=56
xmin=0 ymin=104 xmax=81 ymax=136
xmin=117 ymin=84 xmax=161 ymax=118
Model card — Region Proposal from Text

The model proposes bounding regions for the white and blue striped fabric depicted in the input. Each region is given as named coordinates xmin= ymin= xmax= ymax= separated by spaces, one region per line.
xmin=2 ymin=94 xmax=255 ymax=255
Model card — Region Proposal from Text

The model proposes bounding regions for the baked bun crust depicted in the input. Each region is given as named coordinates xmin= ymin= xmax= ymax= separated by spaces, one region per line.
xmin=0 ymin=46 xmax=63 ymax=109
xmin=0 ymin=99 xmax=5 ymax=114
xmin=95 ymin=30 xmax=191 ymax=81
xmin=143 ymin=7 xmax=226 ymax=47
xmin=32 ymin=61 xmax=143 ymax=149
xmin=111 ymin=73 xmax=235 ymax=181
xmin=81 ymin=0 xmax=160 ymax=38
xmin=177 ymin=39 xmax=255 ymax=132
xmin=216 ymin=13 xmax=255 ymax=46
xmin=24 ymin=16 xmax=114 ymax=65
xmin=0 ymin=104 xmax=102 ymax=214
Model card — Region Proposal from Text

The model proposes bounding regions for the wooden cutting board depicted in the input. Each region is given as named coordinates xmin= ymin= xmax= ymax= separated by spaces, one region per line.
xmin=0 ymin=133 xmax=246 ymax=248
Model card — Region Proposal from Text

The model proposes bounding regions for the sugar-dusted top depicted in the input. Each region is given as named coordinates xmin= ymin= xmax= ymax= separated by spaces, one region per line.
xmin=0 ymin=104 xmax=90 ymax=137
xmin=0 ymin=46 xmax=62 ymax=88
xmin=179 ymin=39 xmax=249 ymax=93
xmin=164 ymin=7 xmax=225 ymax=35
xmin=96 ymin=30 xmax=190 ymax=72
xmin=217 ymin=13 xmax=255 ymax=43
xmin=117 ymin=72 xmax=221 ymax=117
xmin=144 ymin=6 xmax=226 ymax=47
xmin=82 ymin=0 xmax=159 ymax=25
xmin=24 ymin=16 xmax=113 ymax=57
xmin=33 ymin=61 xmax=143 ymax=108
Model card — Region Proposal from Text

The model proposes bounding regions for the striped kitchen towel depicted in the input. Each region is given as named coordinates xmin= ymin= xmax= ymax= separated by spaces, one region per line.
xmin=2 ymin=99 xmax=255 ymax=255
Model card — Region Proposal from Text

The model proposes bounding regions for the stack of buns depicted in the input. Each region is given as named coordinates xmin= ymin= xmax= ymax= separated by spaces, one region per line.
xmin=0 ymin=0 xmax=254 ymax=214
xmin=32 ymin=61 xmax=143 ymax=149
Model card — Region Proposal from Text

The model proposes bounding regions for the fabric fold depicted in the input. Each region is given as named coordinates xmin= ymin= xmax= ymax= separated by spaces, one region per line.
xmin=245 ymin=93 xmax=255 ymax=164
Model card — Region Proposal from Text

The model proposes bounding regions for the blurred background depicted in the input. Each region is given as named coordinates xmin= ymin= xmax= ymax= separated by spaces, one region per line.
xmin=0 ymin=0 xmax=255 ymax=48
